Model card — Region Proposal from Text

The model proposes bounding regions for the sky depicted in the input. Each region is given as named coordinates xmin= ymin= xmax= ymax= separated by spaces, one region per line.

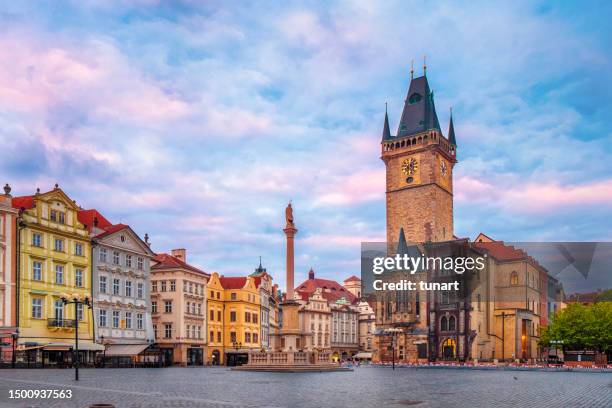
xmin=1 ymin=1 xmax=611 ymax=290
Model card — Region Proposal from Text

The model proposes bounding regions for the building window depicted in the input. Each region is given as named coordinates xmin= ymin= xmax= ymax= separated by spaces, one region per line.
xmin=186 ymin=301 xmax=191 ymax=314
xmin=75 ymin=243 xmax=83 ymax=256
xmin=125 ymin=280 xmax=132 ymax=297
xmin=113 ymin=251 xmax=120 ymax=265
xmin=55 ymin=265 xmax=64 ymax=284
xmin=210 ymin=309 xmax=214 ymax=321
xmin=230 ymin=311 xmax=236 ymax=322
xmin=137 ymin=257 xmax=144 ymax=270
xmin=112 ymin=310 xmax=120 ymax=328
xmin=137 ymin=282 xmax=144 ymax=299
xmin=75 ymin=269 xmax=83 ymax=287
xmin=125 ymin=312 xmax=132 ymax=329
xmin=153 ymin=324 xmax=157 ymax=339
xmin=230 ymin=331 xmax=237 ymax=343
xmin=99 ymin=248 xmax=107 ymax=262
xmin=186 ymin=325 xmax=191 ymax=338
xmin=164 ymin=300 xmax=172 ymax=313
xmin=125 ymin=255 xmax=132 ymax=268
xmin=32 ymin=261 xmax=42 ymax=281
xmin=54 ymin=300 xmax=64 ymax=320
xmin=252 ymin=313 xmax=258 ymax=324
xmin=230 ymin=292 xmax=237 ymax=300
xmin=32 ymin=298 xmax=42 ymax=319
xmin=510 ymin=271 xmax=519 ymax=286
xmin=217 ymin=310 xmax=221 ymax=321
xmin=169 ymin=280 xmax=175 ymax=291
xmin=441 ymin=316 xmax=448 ymax=331
xmin=151 ymin=281 xmax=157 ymax=292
xmin=54 ymin=238 xmax=64 ymax=252
xmin=99 ymin=309 xmax=107 ymax=327
xmin=113 ymin=279 xmax=120 ymax=295
xmin=32 ymin=233 xmax=42 ymax=247
xmin=151 ymin=301 xmax=157 ymax=314
xmin=245 ymin=312 xmax=251 ymax=323
xmin=217 ymin=332 xmax=222 ymax=343
xmin=253 ymin=333 xmax=258 ymax=343
xmin=164 ymin=324 xmax=172 ymax=339
xmin=449 ymin=315 xmax=456 ymax=331
xmin=99 ymin=276 xmax=107 ymax=293
xmin=245 ymin=332 xmax=251 ymax=343
xmin=50 ymin=210 xmax=57 ymax=222
xmin=196 ymin=303 xmax=201 ymax=315
xmin=210 ymin=330 xmax=214 ymax=342
xmin=161 ymin=281 xmax=166 ymax=292
xmin=137 ymin=313 xmax=143 ymax=330
xmin=76 ymin=303 xmax=83 ymax=321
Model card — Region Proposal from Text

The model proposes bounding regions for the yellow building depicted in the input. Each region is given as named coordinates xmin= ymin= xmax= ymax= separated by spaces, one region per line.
xmin=13 ymin=186 xmax=102 ymax=365
xmin=206 ymin=273 xmax=260 ymax=366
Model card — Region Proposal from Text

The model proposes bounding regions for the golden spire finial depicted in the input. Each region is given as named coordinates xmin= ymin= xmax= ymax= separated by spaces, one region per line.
xmin=423 ymin=55 xmax=427 ymax=76
xmin=410 ymin=60 xmax=414 ymax=79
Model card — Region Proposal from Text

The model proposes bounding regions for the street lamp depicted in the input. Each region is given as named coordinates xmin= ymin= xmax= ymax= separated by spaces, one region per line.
xmin=60 ymin=293 xmax=91 ymax=381
xmin=100 ymin=335 xmax=106 ymax=367
xmin=384 ymin=328 xmax=402 ymax=370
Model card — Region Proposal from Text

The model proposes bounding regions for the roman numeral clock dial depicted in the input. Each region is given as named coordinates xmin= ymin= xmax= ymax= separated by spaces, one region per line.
xmin=401 ymin=158 xmax=418 ymax=184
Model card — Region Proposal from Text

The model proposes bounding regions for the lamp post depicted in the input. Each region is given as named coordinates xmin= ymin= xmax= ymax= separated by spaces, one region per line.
xmin=100 ymin=335 xmax=106 ymax=368
xmin=60 ymin=293 xmax=91 ymax=381
xmin=11 ymin=329 xmax=19 ymax=369
xmin=384 ymin=328 xmax=402 ymax=370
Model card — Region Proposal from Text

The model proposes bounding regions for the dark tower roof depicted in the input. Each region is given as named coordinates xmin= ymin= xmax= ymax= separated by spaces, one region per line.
xmin=397 ymin=75 xmax=441 ymax=137
xmin=448 ymin=109 xmax=457 ymax=146
xmin=381 ymin=108 xmax=391 ymax=142
xmin=397 ymin=227 xmax=409 ymax=255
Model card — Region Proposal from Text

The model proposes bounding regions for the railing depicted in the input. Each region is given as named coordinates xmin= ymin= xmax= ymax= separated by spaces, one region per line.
xmin=247 ymin=351 xmax=333 ymax=366
xmin=47 ymin=318 xmax=76 ymax=328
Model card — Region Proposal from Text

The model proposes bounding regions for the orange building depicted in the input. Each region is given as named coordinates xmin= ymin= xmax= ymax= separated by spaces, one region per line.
xmin=150 ymin=249 xmax=209 ymax=366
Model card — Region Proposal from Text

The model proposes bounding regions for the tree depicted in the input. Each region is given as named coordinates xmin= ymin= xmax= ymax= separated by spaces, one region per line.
xmin=540 ymin=302 xmax=612 ymax=352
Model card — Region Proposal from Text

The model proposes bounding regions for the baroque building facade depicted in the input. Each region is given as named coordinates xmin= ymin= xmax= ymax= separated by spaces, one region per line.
xmin=0 ymin=184 xmax=18 ymax=363
xmin=12 ymin=186 xmax=102 ymax=365
xmin=79 ymin=209 xmax=156 ymax=363
xmin=150 ymin=249 xmax=209 ymax=366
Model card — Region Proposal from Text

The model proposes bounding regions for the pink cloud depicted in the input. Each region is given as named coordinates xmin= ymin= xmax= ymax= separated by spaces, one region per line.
xmin=456 ymin=175 xmax=612 ymax=214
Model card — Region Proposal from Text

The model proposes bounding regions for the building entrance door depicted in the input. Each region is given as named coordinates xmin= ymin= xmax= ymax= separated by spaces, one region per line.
xmin=187 ymin=347 xmax=203 ymax=365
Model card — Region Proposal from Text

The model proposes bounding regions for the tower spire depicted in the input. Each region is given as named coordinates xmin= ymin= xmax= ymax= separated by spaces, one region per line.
xmin=423 ymin=55 xmax=427 ymax=76
xmin=448 ymin=107 xmax=457 ymax=146
xmin=382 ymin=103 xmax=391 ymax=141
xmin=410 ymin=60 xmax=414 ymax=79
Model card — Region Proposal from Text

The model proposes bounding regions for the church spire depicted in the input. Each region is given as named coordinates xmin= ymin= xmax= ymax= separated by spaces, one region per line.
xmin=397 ymin=70 xmax=441 ymax=137
xmin=382 ymin=103 xmax=391 ymax=141
xmin=448 ymin=108 xmax=457 ymax=146
xmin=397 ymin=227 xmax=409 ymax=255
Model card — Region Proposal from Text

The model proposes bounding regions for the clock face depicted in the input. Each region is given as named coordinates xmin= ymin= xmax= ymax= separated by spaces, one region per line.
xmin=401 ymin=158 xmax=418 ymax=177
xmin=440 ymin=161 xmax=448 ymax=177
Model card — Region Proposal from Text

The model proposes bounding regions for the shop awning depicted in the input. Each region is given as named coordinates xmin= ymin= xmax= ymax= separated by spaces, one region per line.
xmin=104 ymin=344 xmax=149 ymax=357
xmin=43 ymin=342 xmax=105 ymax=351
xmin=353 ymin=352 xmax=373 ymax=359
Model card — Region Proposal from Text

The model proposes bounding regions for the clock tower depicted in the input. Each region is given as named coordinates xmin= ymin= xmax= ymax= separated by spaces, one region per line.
xmin=381 ymin=69 xmax=457 ymax=245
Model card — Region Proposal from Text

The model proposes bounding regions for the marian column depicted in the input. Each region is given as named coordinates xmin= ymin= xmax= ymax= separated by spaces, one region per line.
xmin=283 ymin=203 xmax=297 ymax=300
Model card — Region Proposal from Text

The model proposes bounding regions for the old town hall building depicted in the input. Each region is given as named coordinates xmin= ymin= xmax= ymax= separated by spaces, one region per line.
xmin=373 ymin=67 xmax=564 ymax=364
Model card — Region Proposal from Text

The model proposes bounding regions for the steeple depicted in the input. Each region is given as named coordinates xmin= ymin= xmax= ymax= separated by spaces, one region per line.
xmin=397 ymin=227 xmax=409 ymax=255
xmin=381 ymin=103 xmax=391 ymax=141
xmin=397 ymin=72 xmax=441 ymax=138
xmin=448 ymin=108 xmax=457 ymax=146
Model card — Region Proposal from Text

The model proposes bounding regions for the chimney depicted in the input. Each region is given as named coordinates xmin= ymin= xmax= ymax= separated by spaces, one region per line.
xmin=171 ymin=248 xmax=186 ymax=262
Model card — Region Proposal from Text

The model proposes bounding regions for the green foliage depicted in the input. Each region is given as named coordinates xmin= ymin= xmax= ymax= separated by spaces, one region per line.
xmin=595 ymin=289 xmax=612 ymax=302
xmin=540 ymin=302 xmax=612 ymax=351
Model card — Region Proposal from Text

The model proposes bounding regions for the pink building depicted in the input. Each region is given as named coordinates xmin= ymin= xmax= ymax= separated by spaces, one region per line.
xmin=150 ymin=249 xmax=209 ymax=366
xmin=0 ymin=184 xmax=18 ymax=363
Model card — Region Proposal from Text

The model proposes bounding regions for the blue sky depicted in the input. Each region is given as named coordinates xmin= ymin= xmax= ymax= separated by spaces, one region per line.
xmin=1 ymin=1 xmax=611 ymax=289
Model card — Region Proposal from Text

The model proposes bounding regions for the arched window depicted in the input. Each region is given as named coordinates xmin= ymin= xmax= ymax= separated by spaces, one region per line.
xmin=510 ymin=271 xmax=519 ymax=285
xmin=449 ymin=316 xmax=456 ymax=331
xmin=408 ymin=93 xmax=422 ymax=104
xmin=440 ymin=316 xmax=448 ymax=331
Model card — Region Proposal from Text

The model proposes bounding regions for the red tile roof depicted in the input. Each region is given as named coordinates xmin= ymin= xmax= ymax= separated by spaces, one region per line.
xmin=295 ymin=272 xmax=357 ymax=304
xmin=94 ymin=223 xmax=129 ymax=239
xmin=12 ymin=195 xmax=34 ymax=210
xmin=473 ymin=241 xmax=526 ymax=261
xmin=77 ymin=209 xmax=112 ymax=231
xmin=152 ymin=253 xmax=209 ymax=277
xmin=219 ymin=276 xmax=247 ymax=289
xmin=344 ymin=275 xmax=360 ymax=283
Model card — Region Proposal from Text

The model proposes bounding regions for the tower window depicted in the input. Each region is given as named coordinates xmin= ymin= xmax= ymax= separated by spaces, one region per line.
xmin=408 ymin=93 xmax=422 ymax=104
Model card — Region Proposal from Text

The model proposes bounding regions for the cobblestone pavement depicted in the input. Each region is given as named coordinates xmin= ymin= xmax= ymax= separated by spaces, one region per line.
xmin=0 ymin=366 xmax=610 ymax=408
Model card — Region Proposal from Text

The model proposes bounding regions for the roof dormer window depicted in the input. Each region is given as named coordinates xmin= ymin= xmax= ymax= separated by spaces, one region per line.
xmin=408 ymin=93 xmax=422 ymax=104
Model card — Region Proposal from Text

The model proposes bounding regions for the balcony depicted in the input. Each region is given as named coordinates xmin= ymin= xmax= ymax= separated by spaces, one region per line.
xmin=47 ymin=318 xmax=77 ymax=328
